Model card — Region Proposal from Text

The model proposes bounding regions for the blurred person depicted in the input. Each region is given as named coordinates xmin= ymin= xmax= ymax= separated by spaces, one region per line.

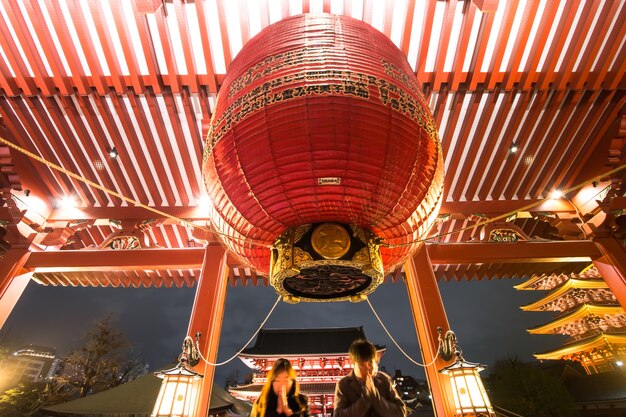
xmin=334 ymin=339 xmax=407 ymax=417
xmin=251 ymin=358 xmax=309 ymax=417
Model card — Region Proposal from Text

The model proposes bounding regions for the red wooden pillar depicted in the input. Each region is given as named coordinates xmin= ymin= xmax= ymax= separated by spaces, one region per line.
xmin=403 ymin=244 xmax=456 ymax=417
xmin=593 ymin=237 xmax=626 ymax=310
xmin=187 ymin=245 xmax=230 ymax=417
xmin=0 ymin=248 xmax=31 ymax=329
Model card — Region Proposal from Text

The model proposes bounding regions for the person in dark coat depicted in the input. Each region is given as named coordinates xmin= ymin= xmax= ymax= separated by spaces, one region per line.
xmin=251 ymin=358 xmax=309 ymax=417
xmin=334 ymin=339 xmax=407 ymax=417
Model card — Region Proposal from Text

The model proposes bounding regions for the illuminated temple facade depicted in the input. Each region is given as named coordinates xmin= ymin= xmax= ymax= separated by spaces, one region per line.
xmin=228 ymin=327 xmax=385 ymax=416
xmin=517 ymin=267 xmax=626 ymax=374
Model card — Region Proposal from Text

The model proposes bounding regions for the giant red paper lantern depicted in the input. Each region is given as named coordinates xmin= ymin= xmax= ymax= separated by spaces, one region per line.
xmin=203 ymin=14 xmax=444 ymax=301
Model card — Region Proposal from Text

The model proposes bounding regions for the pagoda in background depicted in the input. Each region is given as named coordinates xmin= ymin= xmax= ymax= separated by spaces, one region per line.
xmin=517 ymin=267 xmax=626 ymax=375
xmin=228 ymin=327 xmax=385 ymax=416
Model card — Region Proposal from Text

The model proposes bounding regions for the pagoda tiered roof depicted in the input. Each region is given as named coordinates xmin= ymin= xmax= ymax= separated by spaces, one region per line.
xmin=514 ymin=266 xmax=602 ymax=291
xmin=534 ymin=333 xmax=626 ymax=362
xmin=520 ymin=279 xmax=616 ymax=312
xmin=527 ymin=304 xmax=626 ymax=338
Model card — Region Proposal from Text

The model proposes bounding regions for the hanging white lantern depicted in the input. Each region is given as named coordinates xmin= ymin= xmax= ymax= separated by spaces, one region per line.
xmin=437 ymin=328 xmax=495 ymax=417
xmin=151 ymin=336 xmax=203 ymax=417
xmin=439 ymin=354 xmax=495 ymax=417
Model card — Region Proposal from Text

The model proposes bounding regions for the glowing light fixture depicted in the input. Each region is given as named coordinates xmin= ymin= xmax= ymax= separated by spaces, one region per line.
xmin=509 ymin=143 xmax=518 ymax=154
xmin=108 ymin=147 xmax=118 ymax=159
xmin=438 ymin=328 xmax=496 ymax=417
xmin=616 ymin=360 xmax=624 ymax=367
xmin=58 ymin=196 xmax=77 ymax=208
xmin=196 ymin=195 xmax=211 ymax=209
xmin=550 ymin=190 xmax=563 ymax=200
xmin=151 ymin=335 xmax=203 ymax=417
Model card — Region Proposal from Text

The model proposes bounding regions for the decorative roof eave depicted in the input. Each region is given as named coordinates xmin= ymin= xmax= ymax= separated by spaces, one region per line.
xmin=520 ymin=279 xmax=610 ymax=311
xmin=514 ymin=266 xmax=600 ymax=291
xmin=514 ymin=273 xmax=559 ymax=290
xmin=534 ymin=333 xmax=626 ymax=360
xmin=527 ymin=304 xmax=625 ymax=334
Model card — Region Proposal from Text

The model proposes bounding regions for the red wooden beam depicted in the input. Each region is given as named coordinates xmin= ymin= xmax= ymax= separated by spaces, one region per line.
xmin=426 ymin=240 xmax=600 ymax=264
xmin=22 ymin=240 xmax=601 ymax=273
xmin=24 ymin=247 xmax=206 ymax=272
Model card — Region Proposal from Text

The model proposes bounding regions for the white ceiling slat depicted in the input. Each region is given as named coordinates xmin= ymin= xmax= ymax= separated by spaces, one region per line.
xmin=536 ymin=0 xmax=566 ymax=72
xmin=205 ymin=0 xmax=227 ymax=74
xmin=443 ymin=1 xmax=465 ymax=73
xmin=553 ymin=0 xmax=585 ymax=72
xmin=458 ymin=93 xmax=499 ymax=201
xmin=101 ymin=1 xmax=130 ymax=76
xmin=185 ymin=3 xmax=208 ymax=75
xmin=480 ymin=0 xmax=506 ymax=73
xmin=94 ymin=96 xmax=142 ymax=206
xmin=164 ymin=2 xmax=189 ymax=75
xmin=140 ymin=96 xmax=182 ymax=207
xmin=519 ymin=94 xmax=582 ymax=199
xmin=407 ymin=0 xmax=427 ymax=72
xmin=486 ymin=91 xmax=540 ymax=201
xmin=224 ymin=0 xmax=243 ymax=59
xmin=0 ymin=2 xmax=35 ymax=77
xmin=79 ymin=1 xmax=111 ymax=76
xmin=443 ymin=93 xmax=472 ymax=186
xmin=156 ymin=95 xmax=195 ymax=204
xmin=590 ymin=0 xmax=625 ymax=72
xmin=518 ymin=0 xmax=547 ymax=72
xmin=499 ymin=0 xmax=527 ymax=72
xmin=121 ymin=96 xmax=168 ymax=206
xmin=501 ymin=92 xmax=552 ymax=200
xmin=475 ymin=92 xmax=523 ymax=201
xmin=52 ymin=95 xmax=109 ymax=207
xmin=175 ymin=94 xmax=204 ymax=201
xmin=425 ymin=1 xmax=446 ymax=72
xmin=147 ymin=13 xmax=169 ymax=75
xmin=462 ymin=8 xmax=483 ymax=73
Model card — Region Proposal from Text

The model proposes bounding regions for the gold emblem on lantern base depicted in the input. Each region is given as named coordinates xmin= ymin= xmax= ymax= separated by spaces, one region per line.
xmin=270 ymin=223 xmax=384 ymax=303
xmin=311 ymin=223 xmax=351 ymax=259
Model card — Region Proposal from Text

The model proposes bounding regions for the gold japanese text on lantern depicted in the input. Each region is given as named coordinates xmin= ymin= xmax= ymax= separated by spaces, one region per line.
xmin=270 ymin=223 xmax=384 ymax=303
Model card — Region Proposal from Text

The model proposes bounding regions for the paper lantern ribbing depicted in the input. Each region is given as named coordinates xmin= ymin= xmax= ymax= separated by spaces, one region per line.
xmin=202 ymin=14 xmax=444 ymax=302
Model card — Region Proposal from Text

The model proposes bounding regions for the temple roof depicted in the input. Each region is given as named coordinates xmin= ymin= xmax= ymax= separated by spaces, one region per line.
xmin=514 ymin=266 xmax=601 ymax=291
xmin=534 ymin=333 xmax=626 ymax=360
xmin=240 ymin=327 xmax=381 ymax=356
xmin=528 ymin=304 xmax=626 ymax=335
xmin=41 ymin=371 xmax=252 ymax=416
xmin=520 ymin=279 xmax=614 ymax=312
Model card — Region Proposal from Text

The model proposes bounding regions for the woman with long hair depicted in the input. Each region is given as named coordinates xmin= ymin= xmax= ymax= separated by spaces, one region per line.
xmin=250 ymin=358 xmax=309 ymax=417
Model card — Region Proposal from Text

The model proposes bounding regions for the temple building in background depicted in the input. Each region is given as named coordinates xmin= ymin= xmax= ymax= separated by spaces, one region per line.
xmin=228 ymin=327 xmax=385 ymax=416
xmin=517 ymin=267 xmax=626 ymax=375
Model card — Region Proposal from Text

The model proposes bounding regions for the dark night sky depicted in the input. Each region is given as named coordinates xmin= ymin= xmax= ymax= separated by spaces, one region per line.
xmin=2 ymin=272 xmax=567 ymax=386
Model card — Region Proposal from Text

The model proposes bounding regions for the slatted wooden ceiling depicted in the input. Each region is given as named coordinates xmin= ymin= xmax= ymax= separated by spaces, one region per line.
xmin=0 ymin=0 xmax=624 ymax=286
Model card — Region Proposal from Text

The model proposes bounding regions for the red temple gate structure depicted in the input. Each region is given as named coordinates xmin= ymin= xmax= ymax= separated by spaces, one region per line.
xmin=0 ymin=1 xmax=625 ymax=416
